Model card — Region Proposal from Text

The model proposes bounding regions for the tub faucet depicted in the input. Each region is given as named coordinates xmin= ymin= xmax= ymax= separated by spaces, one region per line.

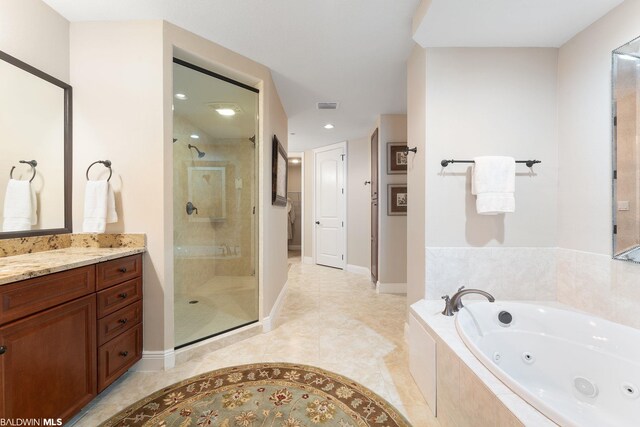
xmin=442 ymin=288 xmax=495 ymax=316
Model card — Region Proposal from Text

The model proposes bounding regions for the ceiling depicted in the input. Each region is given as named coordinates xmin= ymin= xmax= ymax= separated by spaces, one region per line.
xmin=413 ymin=0 xmax=623 ymax=48
xmin=43 ymin=0 xmax=420 ymax=152
xmin=43 ymin=0 xmax=625 ymax=152
xmin=173 ymin=61 xmax=257 ymax=142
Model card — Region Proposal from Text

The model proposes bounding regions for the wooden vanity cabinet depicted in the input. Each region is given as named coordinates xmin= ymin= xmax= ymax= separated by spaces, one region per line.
xmin=0 ymin=253 xmax=143 ymax=423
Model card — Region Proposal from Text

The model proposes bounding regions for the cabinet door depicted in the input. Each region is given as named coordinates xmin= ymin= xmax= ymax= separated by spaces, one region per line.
xmin=0 ymin=295 xmax=97 ymax=423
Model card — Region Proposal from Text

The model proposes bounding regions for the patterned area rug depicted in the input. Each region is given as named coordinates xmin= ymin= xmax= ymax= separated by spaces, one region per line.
xmin=100 ymin=363 xmax=411 ymax=427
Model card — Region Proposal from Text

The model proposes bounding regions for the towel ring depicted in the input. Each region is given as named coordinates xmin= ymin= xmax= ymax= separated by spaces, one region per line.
xmin=9 ymin=160 xmax=37 ymax=183
xmin=86 ymin=160 xmax=112 ymax=182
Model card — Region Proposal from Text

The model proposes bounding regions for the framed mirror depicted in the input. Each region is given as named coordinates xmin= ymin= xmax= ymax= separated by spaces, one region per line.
xmin=0 ymin=50 xmax=72 ymax=239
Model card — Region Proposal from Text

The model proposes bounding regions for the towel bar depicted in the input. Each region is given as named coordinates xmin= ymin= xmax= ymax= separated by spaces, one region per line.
xmin=440 ymin=159 xmax=541 ymax=168
xmin=9 ymin=160 xmax=37 ymax=182
xmin=86 ymin=160 xmax=113 ymax=182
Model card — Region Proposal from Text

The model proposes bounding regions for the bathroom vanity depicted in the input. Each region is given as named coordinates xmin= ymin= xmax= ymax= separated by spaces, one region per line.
xmin=0 ymin=245 xmax=144 ymax=423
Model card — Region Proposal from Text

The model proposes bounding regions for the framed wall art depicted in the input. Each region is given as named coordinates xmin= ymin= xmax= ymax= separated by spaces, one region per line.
xmin=387 ymin=184 xmax=407 ymax=216
xmin=387 ymin=142 xmax=408 ymax=174
xmin=272 ymin=135 xmax=288 ymax=206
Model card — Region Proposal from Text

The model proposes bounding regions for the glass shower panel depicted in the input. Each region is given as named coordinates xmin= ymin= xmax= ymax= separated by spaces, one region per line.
xmin=173 ymin=59 xmax=258 ymax=348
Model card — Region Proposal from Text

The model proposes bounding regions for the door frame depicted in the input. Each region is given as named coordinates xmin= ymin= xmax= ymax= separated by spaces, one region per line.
xmin=312 ymin=141 xmax=348 ymax=268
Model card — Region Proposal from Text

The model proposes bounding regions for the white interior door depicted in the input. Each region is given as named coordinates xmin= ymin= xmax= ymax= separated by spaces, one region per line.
xmin=315 ymin=144 xmax=346 ymax=269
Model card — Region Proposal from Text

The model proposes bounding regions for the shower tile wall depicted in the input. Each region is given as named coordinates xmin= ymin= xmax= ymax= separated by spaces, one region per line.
xmin=173 ymin=115 xmax=256 ymax=290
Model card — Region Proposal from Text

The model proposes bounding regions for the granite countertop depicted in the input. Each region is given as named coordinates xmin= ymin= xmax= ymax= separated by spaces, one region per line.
xmin=0 ymin=246 xmax=145 ymax=286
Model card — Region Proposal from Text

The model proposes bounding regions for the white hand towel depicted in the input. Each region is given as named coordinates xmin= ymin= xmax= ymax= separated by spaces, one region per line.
xmin=472 ymin=156 xmax=516 ymax=215
xmin=2 ymin=179 xmax=37 ymax=232
xmin=83 ymin=180 xmax=118 ymax=233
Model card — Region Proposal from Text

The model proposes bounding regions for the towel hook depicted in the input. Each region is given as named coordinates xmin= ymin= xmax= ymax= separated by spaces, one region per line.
xmin=86 ymin=160 xmax=112 ymax=182
xmin=9 ymin=160 xmax=37 ymax=182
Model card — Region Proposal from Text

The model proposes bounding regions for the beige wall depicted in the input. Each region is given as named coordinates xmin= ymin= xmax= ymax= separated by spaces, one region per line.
xmin=557 ymin=0 xmax=640 ymax=329
xmin=425 ymin=48 xmax=559 ymax=248
xmin=0 ymin=0 xmax=69 ymax=82
xmin=71 ymin=20 xmax=288 ymax=357
xmin=287 ymin=164 xmax=301 ymax=192
xmin=377 ymin=115 xmax=408 ymax=284
xmin=71 ymin=20 xmax=168 ymax=352
xmin=347 ymin=137 xmax=371 ymax=270
xmin=406 ymin=45 xmax=427 ymax=310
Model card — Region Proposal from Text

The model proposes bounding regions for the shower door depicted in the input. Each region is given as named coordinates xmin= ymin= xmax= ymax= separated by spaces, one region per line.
xmin=172 ymin=58 xmax=258 ymax=348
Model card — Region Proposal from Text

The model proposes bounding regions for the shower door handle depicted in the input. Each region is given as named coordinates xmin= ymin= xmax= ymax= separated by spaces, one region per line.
xmin=186 ymin=202 xmax=198 ymax=215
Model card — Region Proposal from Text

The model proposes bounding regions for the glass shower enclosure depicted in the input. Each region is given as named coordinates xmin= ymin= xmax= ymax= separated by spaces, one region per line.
xmin=172 ymin=58 xmax=258 ymax=348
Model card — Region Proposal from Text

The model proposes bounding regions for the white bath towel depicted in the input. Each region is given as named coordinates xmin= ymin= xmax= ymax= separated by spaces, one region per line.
xmin=83 ymin=180 xmax=118 ymax=233
xmin=472 ymin=156 xmax=516 ymax=215
xmin=2 ymin=179 xmax=37 ymax=232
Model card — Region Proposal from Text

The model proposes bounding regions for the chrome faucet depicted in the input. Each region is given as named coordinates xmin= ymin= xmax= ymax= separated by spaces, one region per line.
xmin=441 ymin=286 xmax=495 ymax=316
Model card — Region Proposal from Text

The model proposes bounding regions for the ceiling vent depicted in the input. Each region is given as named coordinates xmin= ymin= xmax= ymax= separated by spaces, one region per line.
xmin=317 ymin=102 xmax=339 ymax=110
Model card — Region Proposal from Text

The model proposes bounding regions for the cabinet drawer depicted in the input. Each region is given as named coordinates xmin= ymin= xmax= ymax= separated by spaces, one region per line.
xmin=97 ymin=300 xmax=142 ymax=346
xmin=98 ymin=323 xmax=142 ymax=392
xmin=96 ymin=254 xmax=142 ymax=290
xmin=96 ymin=278 xmax=142 ymax=318
xmin=0 ymin=266 xmax=95 ymax=326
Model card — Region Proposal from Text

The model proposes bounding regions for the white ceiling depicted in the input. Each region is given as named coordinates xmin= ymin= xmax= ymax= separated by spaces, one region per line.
xmin=43 ymin=0 xmax=420 ymax=152
xmin=414 ymin=0 xmax=623 ymax=48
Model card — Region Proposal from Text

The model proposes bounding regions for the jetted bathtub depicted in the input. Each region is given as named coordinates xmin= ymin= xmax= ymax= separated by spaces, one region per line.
xmin=455 ymin=302 xmax=640 ymax=427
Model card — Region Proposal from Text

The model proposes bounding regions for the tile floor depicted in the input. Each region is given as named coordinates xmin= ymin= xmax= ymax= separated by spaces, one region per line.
xmin=72 ymin=258 xmax=437 ymax=426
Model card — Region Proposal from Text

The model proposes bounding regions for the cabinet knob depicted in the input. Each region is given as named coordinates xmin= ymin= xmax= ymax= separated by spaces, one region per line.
xmin=119 ymin=351 xmax=129 ymax=357
xmin=0 ymin=346 xmax=6 ymax=355
xmin=119 ymin=267 xmax=128 ymax=273
xmin=118 ymin=318 xmax=128 ymax=324
xmin=118 ymin=292 xmax=128 ymax=299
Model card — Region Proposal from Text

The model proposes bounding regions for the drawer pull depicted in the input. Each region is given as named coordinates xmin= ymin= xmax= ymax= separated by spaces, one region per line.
xmin=118 ymin=292 xmax=128 ymax=299
xmin=119 ymin=267 xmax=128 ymax=273
xmin=118 ymin=318 xmax=128 ymax=325
xmin=0 ymin=346 xmax=6 ymax=355
xmin=119 ymin=351 xmax=129 ymax=357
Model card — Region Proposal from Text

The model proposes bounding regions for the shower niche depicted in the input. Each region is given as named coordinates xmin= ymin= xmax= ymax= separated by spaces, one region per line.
xmin=172 ymin=58 xmax=259 ymax=348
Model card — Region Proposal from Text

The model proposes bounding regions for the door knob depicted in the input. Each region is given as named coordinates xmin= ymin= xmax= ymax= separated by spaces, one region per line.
xmin=186 ymin=202 xmax=198 ymax=215
xmin=315 ymin=221 xmax=320 ymax=225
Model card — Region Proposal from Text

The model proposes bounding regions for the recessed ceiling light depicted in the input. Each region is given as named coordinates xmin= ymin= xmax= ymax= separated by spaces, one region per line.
xmin=216 ymin=108 xmax=236 ymax=116
xmin=190 ymin=134 xmax=200 ymax=139
xmin=291 ymin=159 xmax=300 ymax=164
xmin=324 ymin=124 xmax=334 ymax=129
xmin=175 ymin=93 xmax=188 ymax=100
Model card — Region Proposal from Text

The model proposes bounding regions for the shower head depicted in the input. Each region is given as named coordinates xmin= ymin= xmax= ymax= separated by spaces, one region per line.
xmin=188 ymin=144 xmax=205 ymax=158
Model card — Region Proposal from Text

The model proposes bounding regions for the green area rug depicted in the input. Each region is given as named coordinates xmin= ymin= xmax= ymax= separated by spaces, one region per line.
xmin=100 ymin=363 xmax=411 ymax=426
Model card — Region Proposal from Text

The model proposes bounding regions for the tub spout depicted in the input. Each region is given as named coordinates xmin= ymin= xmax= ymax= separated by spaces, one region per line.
xmin=442 ymin=288 xmax=495 ymax=316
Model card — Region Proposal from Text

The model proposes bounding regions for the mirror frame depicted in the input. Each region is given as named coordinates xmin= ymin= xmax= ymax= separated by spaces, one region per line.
xmin=0 ymin=50 xmax=72 ymax=239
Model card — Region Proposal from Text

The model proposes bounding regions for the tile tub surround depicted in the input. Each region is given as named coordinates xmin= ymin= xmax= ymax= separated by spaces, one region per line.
xmin=0 ymin=245 xmax=145 ymax=285
xmin=409 ymin=300 xmax=557 ymax=427
xmin=426 ymin=247 xmax=557 ymax=301
xmin=0 ymin=233 xmax=145 ymax=257
xmin=558 ymin=248 xmax=640 ymax=330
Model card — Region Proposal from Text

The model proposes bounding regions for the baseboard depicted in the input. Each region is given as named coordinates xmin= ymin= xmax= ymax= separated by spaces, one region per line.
xmin=346 ymin=264 xmax=370 ymax=276
xmin=376 ymin=281 xmax=407 ymax=294
xmin=133 ymin=349 xmax=175 ymax=372
xmin=303 ymin=256 xmax=313 ymax=265
xmin=288 ymin=245 xmax=301 ymax=250
xmin=262 ymin=279 xmax=289 ymax=332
